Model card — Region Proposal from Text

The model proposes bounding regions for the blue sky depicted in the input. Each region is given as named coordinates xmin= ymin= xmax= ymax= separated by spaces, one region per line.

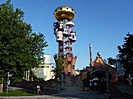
xmin=1 ymin=0 xmax=133 ymax=69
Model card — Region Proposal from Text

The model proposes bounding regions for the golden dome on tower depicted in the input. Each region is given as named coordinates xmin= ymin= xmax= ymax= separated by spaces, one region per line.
xmin=54 ymin=6 xmax=76 ymax=21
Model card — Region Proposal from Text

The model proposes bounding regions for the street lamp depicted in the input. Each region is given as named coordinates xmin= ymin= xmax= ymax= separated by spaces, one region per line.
xmin=6 ymin=72 xmax=12 ymax=95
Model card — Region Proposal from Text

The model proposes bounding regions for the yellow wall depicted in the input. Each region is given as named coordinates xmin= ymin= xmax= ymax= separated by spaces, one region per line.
xmin=36 ymin=64 xmax=53 ymax=81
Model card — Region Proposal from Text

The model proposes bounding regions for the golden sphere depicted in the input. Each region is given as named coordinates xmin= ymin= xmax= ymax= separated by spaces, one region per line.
xmin=54 ymin=6 xmax=76 ymax=21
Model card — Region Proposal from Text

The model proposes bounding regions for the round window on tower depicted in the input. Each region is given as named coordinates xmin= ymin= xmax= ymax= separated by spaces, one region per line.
xmin=60 ymin=8 xmax=62 ymax=10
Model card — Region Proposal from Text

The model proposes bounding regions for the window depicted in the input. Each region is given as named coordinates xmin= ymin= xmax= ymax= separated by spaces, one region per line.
xmin=44 ymin=66 xmax=49 ymax=68
xmin=72 ymin=35 xmax=74 ymax=38
xmin=68 ymin=61 xmax=71 ymax=64
xmin=73 ymin=65 xmax=75 ymax=69
xmin=41 ymin=66 xmax=44 ymax=68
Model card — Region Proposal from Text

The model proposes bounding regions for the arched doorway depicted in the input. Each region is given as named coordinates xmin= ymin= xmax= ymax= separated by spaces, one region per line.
xmin=89 ymin=69 xmax=110 ymax=92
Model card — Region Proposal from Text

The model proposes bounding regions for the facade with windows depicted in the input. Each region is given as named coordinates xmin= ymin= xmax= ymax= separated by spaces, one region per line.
xmin=81 ymin=53 xmax=117 ymax=91
xmin=34 ymin=54 xmax=55 ymax=81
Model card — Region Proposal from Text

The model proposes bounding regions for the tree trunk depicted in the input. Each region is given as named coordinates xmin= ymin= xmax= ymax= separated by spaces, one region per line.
xmin=0 ymin=78 xmax=3 ymax=93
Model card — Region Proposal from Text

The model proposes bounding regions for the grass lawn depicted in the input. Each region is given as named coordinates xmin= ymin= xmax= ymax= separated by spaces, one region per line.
xmin=0 ymin=90 xmax=36 ymax=96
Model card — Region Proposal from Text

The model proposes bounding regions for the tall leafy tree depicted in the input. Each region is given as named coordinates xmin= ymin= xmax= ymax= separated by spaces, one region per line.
xmin=54 ymin=55 xmax=64 ymax=79
xmin=117 ymin=33 xmax=133 ymax=73
xmin=0 ymin=0 xmax=48 ymax=81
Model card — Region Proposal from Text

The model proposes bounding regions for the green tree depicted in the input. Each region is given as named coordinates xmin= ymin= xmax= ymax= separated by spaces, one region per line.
xmin=103 ymin=59 xmax=108 ymax=64
xmin=107 ymin=57 xmax=117 ymax=65
xmin=117 ymin=33 xmax=133 ymax=73
xmin=0 ymin=0 xmax=48 ymax=81
xmin=54 ymin=55 xmax=64 ymax=79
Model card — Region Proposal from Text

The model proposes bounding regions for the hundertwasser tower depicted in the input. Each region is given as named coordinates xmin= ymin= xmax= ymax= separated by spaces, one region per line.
xmin=53 ymin=6 xmax=77 ymax=75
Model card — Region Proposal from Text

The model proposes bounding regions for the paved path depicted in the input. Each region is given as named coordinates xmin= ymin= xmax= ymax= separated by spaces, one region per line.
xmin=0 ymin=86 xmax=110 ymax=99
xmin=51 ymin=86 xmax=110 ymax=99
xmin=110 ymin=83 xmax=133 ymax=99
xmin=0 ymin=92 xmax=110 ymax=99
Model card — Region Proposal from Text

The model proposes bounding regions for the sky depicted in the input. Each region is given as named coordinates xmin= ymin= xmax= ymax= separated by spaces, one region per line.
xmin=1 ymin=0 xmax=133 ymax=70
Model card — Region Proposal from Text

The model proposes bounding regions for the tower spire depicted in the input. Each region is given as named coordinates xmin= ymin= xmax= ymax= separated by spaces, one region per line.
xmin=89 ymin=43 xmax=92 ymax=66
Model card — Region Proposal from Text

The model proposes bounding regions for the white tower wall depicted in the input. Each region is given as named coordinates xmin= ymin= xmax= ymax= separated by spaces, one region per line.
xmin=43 ymin=54 xmax=51 ymax=64
xmin=56 ymin=31 xmax=63 ymax=41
